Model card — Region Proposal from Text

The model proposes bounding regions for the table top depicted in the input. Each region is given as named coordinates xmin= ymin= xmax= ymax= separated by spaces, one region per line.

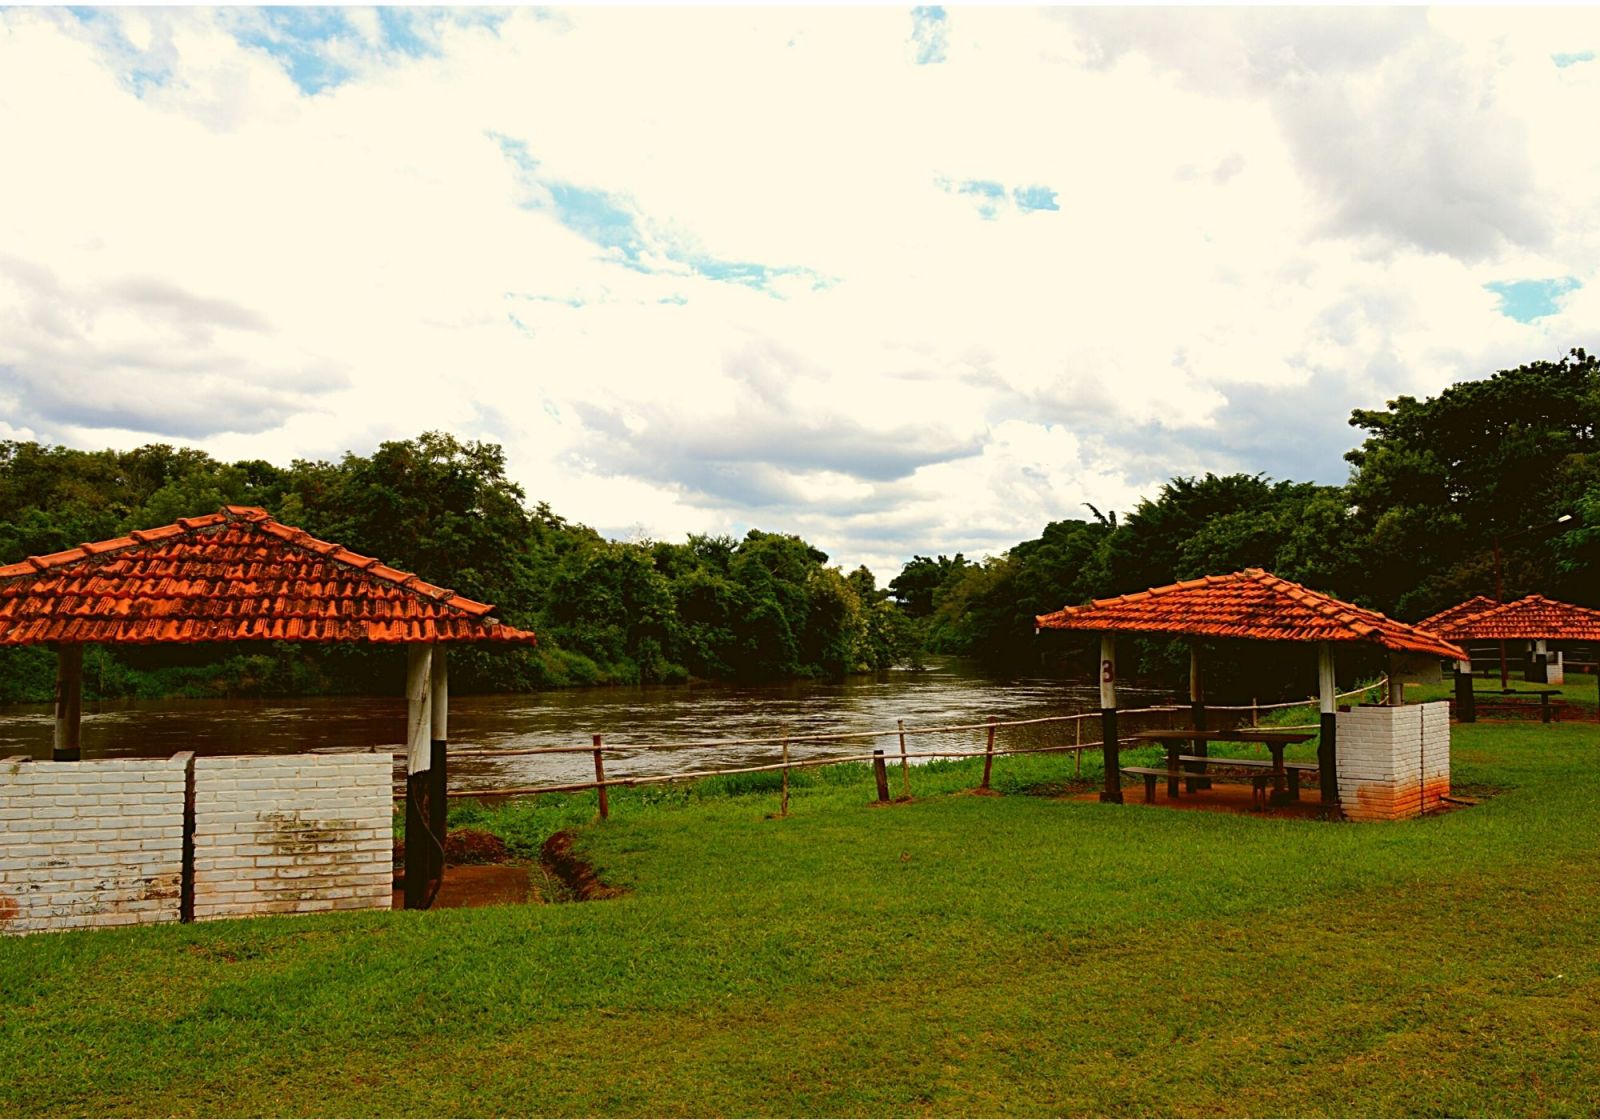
xmin=1134 ymin=728 xmax=1316 ymax=745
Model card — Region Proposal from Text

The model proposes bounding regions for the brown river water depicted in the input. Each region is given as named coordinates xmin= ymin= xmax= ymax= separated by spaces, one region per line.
xmin=0 ymin=659 xmax=1173 ymax=794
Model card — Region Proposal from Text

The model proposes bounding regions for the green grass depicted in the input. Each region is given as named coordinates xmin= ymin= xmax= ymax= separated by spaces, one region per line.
xmin=4 ymin=720 xmax=1599 ymax=1117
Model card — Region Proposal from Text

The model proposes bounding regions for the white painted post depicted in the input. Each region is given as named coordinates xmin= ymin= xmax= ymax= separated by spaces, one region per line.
xmin=403 ymin=643 xmax=433 ymax=909
xmin=1099 ymin=634 xmax=1121 ymax=803
xmin=428 ymin=645 xmax=449 ymax=888
xmin=1317 ymin=641 xmax=1338 ymax=812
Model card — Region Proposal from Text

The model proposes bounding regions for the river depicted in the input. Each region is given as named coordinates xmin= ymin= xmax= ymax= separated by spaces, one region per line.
xmin=0 ymin=659 xmax=1173 ymax=793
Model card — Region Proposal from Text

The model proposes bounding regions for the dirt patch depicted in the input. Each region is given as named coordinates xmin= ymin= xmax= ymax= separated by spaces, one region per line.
xmin=540 ymin=830 xmax=627 ymax=902
xmin=391 ymin=864 xmax=538 ymax=911
xmin=393 ymin=827 xmax=513 ymax=868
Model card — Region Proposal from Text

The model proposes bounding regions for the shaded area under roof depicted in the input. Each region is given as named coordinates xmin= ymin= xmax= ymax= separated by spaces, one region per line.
xmin=1431 ymin=594 xmax=1600 ymax=642
xmin=1035 ymin=568 xmax=1467 ymax=661
xmin=0 ymin=505 xmax=538 ymax=646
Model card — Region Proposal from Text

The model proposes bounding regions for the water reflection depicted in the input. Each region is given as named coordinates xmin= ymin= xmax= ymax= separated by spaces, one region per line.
xmin=0 ymin=659 xmax=1173 ymax=793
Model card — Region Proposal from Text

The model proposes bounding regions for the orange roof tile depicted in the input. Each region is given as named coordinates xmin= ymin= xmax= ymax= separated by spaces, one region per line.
xmin=1035 ymin=569 xmax=1466 ymax=660
xmin=0 ymin=506 xmax=537 ymax=647
xmin=1430 ymin=594 xmax=1600 ymax=641
xmin=1415 ymin=596 xmax=1503 ymax=636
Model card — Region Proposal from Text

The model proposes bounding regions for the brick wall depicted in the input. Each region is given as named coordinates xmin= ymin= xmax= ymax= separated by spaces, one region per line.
xmin=0 ymin=756 xmax=187 ymax=934
xmin=1336 ymin=701 xmax=1450 ymax=822
xmin=191 ymin=755 xmax=393 ymax=921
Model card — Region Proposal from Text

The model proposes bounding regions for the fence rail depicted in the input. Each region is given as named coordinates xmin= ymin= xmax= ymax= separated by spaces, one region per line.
xmin=381 ymin=678 xmax=1388 ymax=812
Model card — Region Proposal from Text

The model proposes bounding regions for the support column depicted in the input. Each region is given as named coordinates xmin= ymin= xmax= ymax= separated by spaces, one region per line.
xmin=1387 ymin=656 xmax=1405 ymax=707
xmin=404 ymin=643 xmax=433 ymax=911
xmin=1454 ymin=658 xmax=1475 ymax=722
xmin=1317 ymin=642 xmax=1339 ymax=814
xmin=1099 ymin=634 xmax=1121 ymax=804
xmin=429 ymin=647 xmax=449 ymax=891
xmin=53 ymin=644 xmax=84 ymax=762
xmin=1187 ymin=644 xmax=1209 ymax=791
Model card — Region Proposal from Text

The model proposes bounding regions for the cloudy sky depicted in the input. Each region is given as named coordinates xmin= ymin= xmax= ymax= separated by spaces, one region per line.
xmin=0 ymin=7 xmax=1596 ymax=581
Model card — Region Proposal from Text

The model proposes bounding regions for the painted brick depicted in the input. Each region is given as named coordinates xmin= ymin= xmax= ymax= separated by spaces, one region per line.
xmin=191 ymin=755 xmax=392 ymax=922
xmin=0 ymin=757 xmax=186 ymax=935
xmin=1335 ymin=701 xmax=1450 ymax=822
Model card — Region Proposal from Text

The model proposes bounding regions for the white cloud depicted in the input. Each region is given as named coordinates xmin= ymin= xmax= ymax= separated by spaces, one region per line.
xmin=1 ymin=6 xmax=1597 ymax=585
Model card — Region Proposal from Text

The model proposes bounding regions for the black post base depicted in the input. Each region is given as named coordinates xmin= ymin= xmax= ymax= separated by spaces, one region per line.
xmin=1100 ymin=707 xmax=1122 ymax=803
xmin=404 ymin=770 xmax=430 ymax=910
xmin=1318 ymin=711 xmax=1339 ymax=814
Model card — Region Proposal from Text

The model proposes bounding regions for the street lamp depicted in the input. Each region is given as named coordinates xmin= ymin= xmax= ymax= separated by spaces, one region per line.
xmin=1491 ymin=513 xmax=1574 ymax=689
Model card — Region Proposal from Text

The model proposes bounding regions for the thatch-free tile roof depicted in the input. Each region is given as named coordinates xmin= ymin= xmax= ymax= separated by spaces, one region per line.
xmin=0 ymin=505 xmax=538 ymax=646
xmin=1415 ymin=596 xmax=1503 ymax=637
xmin=1429 ymin=594 xmax=1600 ymax=642
xmin=1035 ymin=568 xmax=1466 ymax=660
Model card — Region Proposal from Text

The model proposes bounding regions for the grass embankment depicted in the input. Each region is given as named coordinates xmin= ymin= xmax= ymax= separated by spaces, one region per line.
xmin=3 ymin=719 xmax=1599 ymax=1117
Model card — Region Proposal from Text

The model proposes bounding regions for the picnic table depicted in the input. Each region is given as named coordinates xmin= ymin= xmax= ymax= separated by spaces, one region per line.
xmin=1132 ymin=728 xmax=1317 ymax=805
xmin=1469 ymin=688 xmax=1562 ymax=723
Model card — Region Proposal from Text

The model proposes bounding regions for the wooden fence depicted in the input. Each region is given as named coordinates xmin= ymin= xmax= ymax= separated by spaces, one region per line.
xmin=375 ymin=681 xmax=1388 ymax=818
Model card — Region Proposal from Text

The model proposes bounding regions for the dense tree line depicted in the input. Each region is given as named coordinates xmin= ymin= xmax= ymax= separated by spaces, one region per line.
xmin=890 ymin=348 xmax=1600 ymax=697
xmin=2 ymin=347 xmax=1593 ymax=703
xmin=0 ymin=433 xmax=909 ymax=701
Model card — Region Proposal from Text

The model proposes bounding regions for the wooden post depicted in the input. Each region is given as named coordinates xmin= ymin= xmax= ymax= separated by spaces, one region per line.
xmin=52 ymin=644 xmax=84 ymax=762
xmin=403 ymin=643 xmax=433 ymax=911
xmin=1454 ymin=659 xmax=1475 ymax=722
xmin=898 ymin=719 xmax=911 ymax=800
xmin=1100 ymin=634 xmax=1121 ymax=804
xmin=780 ymin=737 xmax=790 ymax=817
xmin=1387 ymin=656 xmax=1405 ymax=706
xmin=873 ymin=749 xmax=890 ymax=803
xmin=1317 ymin=642 xmax=1339 ymax=815
xmin=1188 ymin=644 xmax=1209 ymax=791
xmin=1540 ymin=690 xmax=1553 ymax=724
xmin=1074 ymin=716 xmax=1082 ymax=777
xmin=981 ymin=716 xmax=996 ymax=790
xmin=593 ymin=734 xmax=609 ymax=820
xmin=428 ymin=647 xmax=448 ymax=888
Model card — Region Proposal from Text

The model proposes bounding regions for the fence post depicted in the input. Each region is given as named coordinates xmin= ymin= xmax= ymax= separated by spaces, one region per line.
xmin=873 ymin=749 xmax=890 ymax=803
xmin=898 ymin=719 xmax=911 ymax=801
xmin=781 ymin=737 xmax=790 ymax=818
xmin=1075 ymin=716 xmax=1082 ymax=777
xmin=979 ymin=717 xmax=997 ymax=790
xmin=592 ymin=734 xmax=609 ymax=820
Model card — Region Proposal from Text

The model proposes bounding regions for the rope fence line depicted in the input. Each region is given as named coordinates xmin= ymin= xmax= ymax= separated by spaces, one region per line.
xmin=385 ymin=677 xmax=1388 ymax=807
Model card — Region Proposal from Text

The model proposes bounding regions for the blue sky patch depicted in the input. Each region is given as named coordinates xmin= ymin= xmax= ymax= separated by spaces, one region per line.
xmin=1553 ymin=50 xmax=1595 ymax=68
xmin=491 ymin=131 xmax=828 ymax=296
xmin=911 ymin=6 xmax=948 ymax=65
xmin=67 ymin=8 xmax=174 ymax=95
xmin=1485 ymin=277 xmax=1581 ymax=322
xmin=941 ymin=177 xmax=1057 ymax=220
xmin=1013 ymin=185 xmax=1059 ymax=212
xmin=229 ymin=9 xmax=362 ymax=94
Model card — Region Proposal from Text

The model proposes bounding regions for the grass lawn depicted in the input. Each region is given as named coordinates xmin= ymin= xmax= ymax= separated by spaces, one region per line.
xmin=3 ymin=715 xmax=1598 ymax=1117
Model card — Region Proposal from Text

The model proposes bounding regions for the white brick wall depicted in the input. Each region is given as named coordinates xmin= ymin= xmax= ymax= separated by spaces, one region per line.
xmin=1336 ymin=701 xmax=1450 ymax=821
xmin=0 ymin=756 xmax=187 ymax=934
xmin=191 ymin=755 xmax=393 ymax=921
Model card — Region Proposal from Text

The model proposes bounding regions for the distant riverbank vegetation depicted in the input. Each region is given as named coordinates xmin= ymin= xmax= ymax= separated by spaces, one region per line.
xmin=2 ymin=348 xmax=1596 ymax=703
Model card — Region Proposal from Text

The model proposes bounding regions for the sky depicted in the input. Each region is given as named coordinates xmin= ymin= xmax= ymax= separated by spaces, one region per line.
xmin=0 ymin=6 xmax=1597 ymax=584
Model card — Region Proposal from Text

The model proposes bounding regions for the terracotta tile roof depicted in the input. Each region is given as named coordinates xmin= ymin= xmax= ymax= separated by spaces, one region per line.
xmin=1431 ymin=594 xmax=1600 ymax=642
xmin=0 ymin=506 xmax=538 ymax=646
xmin=1035 ymin=568 xmax=1467 ymax=660
xmin=1415 ymin=596 xmax=1503 ymax=636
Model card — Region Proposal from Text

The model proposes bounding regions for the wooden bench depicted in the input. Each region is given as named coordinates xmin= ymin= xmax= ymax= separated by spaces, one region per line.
xmin=1463 ymin=690 xmax=1562 ymax=723
xmin=1176 ymin=755 xmax=1320 ymax=800
xmin=1121 ymin=766 xmax=1274 ymax=809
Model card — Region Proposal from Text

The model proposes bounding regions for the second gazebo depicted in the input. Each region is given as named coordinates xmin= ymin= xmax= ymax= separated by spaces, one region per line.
xmin=1036 ymin=569 xmax=1466 ymax=811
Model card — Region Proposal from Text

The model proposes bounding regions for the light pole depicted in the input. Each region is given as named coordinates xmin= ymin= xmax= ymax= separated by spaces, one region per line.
xmin=1491 ymin=513 xmax=1573 ymax=689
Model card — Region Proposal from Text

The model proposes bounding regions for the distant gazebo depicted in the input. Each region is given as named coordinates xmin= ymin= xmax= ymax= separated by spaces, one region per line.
xmin=1036 ymin=569 xmax=1466 ymax=811
xmin=0 ymin=505 xmax=538 ymax=909
xmin=1424 ymin=594 xmax=1600 ymax=715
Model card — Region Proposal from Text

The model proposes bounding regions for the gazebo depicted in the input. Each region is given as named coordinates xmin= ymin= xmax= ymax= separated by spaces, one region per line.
xmin=1036 ymin=569 xmax=1466 ymax=812
xmin=0 ymin=504 xmax=538 ymax=909
xmin=1424 ymin=594 xmax=1600 ymax=717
